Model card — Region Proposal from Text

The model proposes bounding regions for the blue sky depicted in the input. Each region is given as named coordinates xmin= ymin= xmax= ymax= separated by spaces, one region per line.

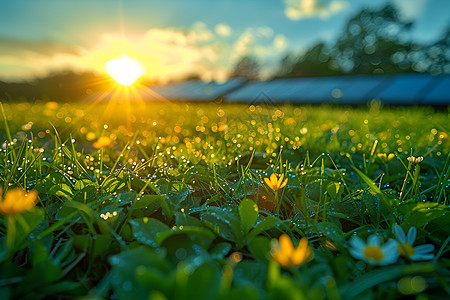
xmin=0 ymin=0 xmax=448 ymax=81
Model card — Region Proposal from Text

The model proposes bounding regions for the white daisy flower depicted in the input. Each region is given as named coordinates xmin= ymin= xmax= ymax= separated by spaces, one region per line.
xmin=393 ymin=225 xmax=435 ymax=261
xmin=349 ymin=234 xmax=399 ymax=266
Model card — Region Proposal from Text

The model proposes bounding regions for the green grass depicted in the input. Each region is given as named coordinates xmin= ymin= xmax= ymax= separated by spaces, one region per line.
xmin=0 ymin=99 xmax=449 ymax=299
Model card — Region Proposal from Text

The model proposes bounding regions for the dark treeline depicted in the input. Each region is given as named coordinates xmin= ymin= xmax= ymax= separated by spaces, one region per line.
xmin=0 ymin=71 xmax=114 ymax=102
xmin=1 ymin=4 xmax=449 ymax=101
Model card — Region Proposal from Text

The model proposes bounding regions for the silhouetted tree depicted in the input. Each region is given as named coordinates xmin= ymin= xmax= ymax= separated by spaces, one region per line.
xmin=276 ymin=4 xmax=434 ymax=78
xmin=277 ymin=43 xmax=339 ymax=78
xmin=424 ymin=24 xmax=450 ymax=74
xmin=229 ymin=56 xmax=260 ymax=81
xmin=331 ymin=4 xmax=414 ymax=75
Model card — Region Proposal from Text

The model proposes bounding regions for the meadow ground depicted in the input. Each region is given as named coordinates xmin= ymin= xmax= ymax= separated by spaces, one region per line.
xmin=0 ymin=100 xmax=449 ymax=299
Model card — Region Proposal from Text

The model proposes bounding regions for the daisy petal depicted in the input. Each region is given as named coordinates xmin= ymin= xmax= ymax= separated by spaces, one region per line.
xmin=393 ymin=224 xmax=406 ymax=243
xmin=349 ymin=248 xmax=364 ymax=260
xmin=384 ymin=238 xmax=399 ymax=251
xmin=349 ymin=236 xmax=365 ymax=250
xmin=410 ymin=254 xmax=434 ymax=261
xmin=406 ymin=227 xmax=417 ymax=245
xmin=367 ymin=235 xmax=381 ymax=246
xmin=413 ymin=244 xmax=435 ymax=254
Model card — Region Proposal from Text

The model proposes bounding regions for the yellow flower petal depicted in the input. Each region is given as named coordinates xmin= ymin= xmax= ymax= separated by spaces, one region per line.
xmin=278 ymin=174 xmax=284 ymax=186
xmin=279 ymin=234 xmax=294 ymax=257
xmin=279 ymin=178 xmax=288 ymax=189
xmin=270 ymin=174 xmax=278 ymax=187
xmin=264 ymin=177 xmax=273 ymax=190
xmin=0 ymin=188 xmax=38 ymax=215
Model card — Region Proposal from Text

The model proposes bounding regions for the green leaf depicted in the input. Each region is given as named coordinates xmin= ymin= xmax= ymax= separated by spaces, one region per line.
xmin=326 ymin=182 xmax=343 ymax=200
xmin=361 ymin=191 xmax=391 ymax=224
xmin=185 ymin=263 xmax=222 ymax=300
xmin=306 ymin=180 xmax=323 ymax=202
xmin=340 ymin=263 xmax=435 ymax=299
xmin=74 ymin=179 xmax=97 ymax=191
xmin=14 ymin=208 xmax=45 ymax=248
xmin=109 ymin=247 xmax=171 ymax=299
xmin=233 ymin=261 xmax=268 ymax=290
xmin=35 ymin=171 xmax=73 ymax=200
xmin=210 ymin=242 xmax=231 ymax=259
xmin=247 ymin=215 xmax=277 ymax=240
xmin=101 ymin=176 xmax=126 ymax=193
xmin=239 ymin=199 xmax=258 ymax=234
xmin=351 ymin=166 xmax=392 ymax=214
xmin=200 ymin=206 xmax=240 ymax=243
xmin=134 ymin=194 xmax=166 ymax=210
xmin=247 ymin=236 xmax=271 ymax=261
xmin=130 ymin=217 xmax=170 ymax=247
xmin=156 ymin=226 xmax=216 ymax=249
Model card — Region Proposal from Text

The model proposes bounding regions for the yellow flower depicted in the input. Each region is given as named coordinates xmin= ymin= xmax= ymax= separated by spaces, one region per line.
xmin=271 ymin=234 xmax=314 ymax=268
xmin=93 ymin=136 xmax=112 ymax=149
xmin=0 ymin=188 xmax=38 ymax=215
xmin=264 ymin=173 xmax=288 ymax=192
xmin=377 ymin=153 xmax=395 ymax=163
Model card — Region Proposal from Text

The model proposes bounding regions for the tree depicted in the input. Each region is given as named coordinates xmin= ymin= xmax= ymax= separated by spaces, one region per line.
xmin=276 ymin=43 xmax=339 ymax=78
xmin=424 ymin=24 xmax=450 ymax=74
xmin=331 ymin=4 xmax=414 ymax=75
xmin=276 ymin=4 xmax=425 ymax=78
xmin=229 ymin=56 xmax=260 ymax=81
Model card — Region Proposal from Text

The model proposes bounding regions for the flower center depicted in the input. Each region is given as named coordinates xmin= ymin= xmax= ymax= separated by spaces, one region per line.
xmin=398 ymin=243 xmax=415 ymax=257
xmin=363 ymin=246 xmax=384 ymax=261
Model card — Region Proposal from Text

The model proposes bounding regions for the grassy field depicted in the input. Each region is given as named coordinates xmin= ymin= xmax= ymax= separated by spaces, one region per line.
xmin=0 ymin=99 xmax=449 ymax=299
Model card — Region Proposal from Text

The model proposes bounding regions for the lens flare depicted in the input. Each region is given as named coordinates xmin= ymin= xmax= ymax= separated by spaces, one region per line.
xmin=106 ymin=56 xmax=144 ymax=86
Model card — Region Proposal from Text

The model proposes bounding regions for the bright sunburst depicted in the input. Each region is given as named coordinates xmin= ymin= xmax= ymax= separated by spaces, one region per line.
xmin=106 ymin=56 xmax=144 ymax=86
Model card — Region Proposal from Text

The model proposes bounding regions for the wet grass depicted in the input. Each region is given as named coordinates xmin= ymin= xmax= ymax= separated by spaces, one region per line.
xmin=0 ymin=100 xmax=449 ymax=299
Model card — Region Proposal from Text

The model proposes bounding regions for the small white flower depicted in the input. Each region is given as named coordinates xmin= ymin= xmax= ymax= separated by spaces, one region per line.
xmin=393 ymin=225 xmax=435 ymax=261
xmin=349 ymin=234 xmax=399 ymax=265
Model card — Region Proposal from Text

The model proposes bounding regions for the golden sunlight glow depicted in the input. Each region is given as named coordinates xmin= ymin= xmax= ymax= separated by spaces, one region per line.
xmin=106 ymin=56 xmax=144 ymax=86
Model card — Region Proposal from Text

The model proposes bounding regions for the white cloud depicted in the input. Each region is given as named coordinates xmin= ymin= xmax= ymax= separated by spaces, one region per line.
xmin=393 ymin=0 xmax=427 ymax=20
xmin=215 ymin=23 xmax=232 ymax=37
xmin=0 ymin=22 xmax=290 ymax=82
xmin=284 ymin=0 xmax=348 ymax=20
xmin=273 ymin=34 xmax=288 ymax=49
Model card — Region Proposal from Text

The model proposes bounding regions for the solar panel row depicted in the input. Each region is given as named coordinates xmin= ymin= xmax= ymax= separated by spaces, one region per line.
xmin=86 ymin=74 xmax=449 ymax=105
xmin=225 ymin=74 xmax=449 ymax=105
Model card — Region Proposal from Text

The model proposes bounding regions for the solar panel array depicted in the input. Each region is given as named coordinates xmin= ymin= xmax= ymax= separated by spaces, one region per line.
xmin=225 ymin=74 xmax=449 ymax=105
xmin=87 ymin=74 xmax=449 ymax=105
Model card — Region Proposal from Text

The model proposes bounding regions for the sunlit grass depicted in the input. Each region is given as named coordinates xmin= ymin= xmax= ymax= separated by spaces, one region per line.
xmin=0 ymin=100 xmax=449 ymax=299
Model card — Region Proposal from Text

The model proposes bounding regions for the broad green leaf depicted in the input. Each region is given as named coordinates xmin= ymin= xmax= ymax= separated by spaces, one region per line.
xmin=247 ymin=215 xmax=277 ymax=240
xmin=109 ymin=247 xmax=171 ymax=299
xmin=185 ymin=263 xmax=222 ymax=300
xmin=156 ymin=226 xmax=216 ymax=248
xmin=134 ymin=194 xmax=166 ymax=209
xmin=340 ymin=263 xmax=435 ymax=299
xmin=239 ymin=198 xmax=258 ymax=234
xmin=247 ymin=236 xmax=271 ymax=261
xmin=130 ymin=217 xmax=170 ymax=247
xmin=14 ymin=208 xmax=45 ymax=248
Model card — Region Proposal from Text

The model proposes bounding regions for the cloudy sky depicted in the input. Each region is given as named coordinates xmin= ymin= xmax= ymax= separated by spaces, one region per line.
xmin=0 ymin=0 xmax=448 ymax=82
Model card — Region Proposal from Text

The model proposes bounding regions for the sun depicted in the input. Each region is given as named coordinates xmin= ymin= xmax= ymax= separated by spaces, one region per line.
xmin=106 ymin=56 xmax=144 ymax=86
